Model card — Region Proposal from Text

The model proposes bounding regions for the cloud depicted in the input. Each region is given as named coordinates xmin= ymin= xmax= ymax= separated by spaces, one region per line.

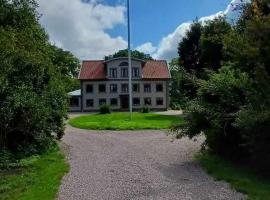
xmin=37 ymin=0 xmax=127 ymax=60
xmin=152 ymin=0 xmax=248 ymax=60
xmin=135 ymin=42 xmax=157 ymax=55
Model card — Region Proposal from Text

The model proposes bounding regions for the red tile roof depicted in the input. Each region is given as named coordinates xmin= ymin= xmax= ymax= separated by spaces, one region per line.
xmin=79 ymin=59 xmax=170 ymax=80
xmin=142 ymin=60 xmax=170 ymax=79
xmin=79 ymin=60 xmax=106 ymax=80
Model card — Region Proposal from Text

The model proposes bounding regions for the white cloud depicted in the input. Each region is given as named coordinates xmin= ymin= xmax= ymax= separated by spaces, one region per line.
xmin=135 ymin=42 xmax=157 ymax=55
xmin=37 ymin=0 xmax=127 ymax=60
xmin=151 ymin=0 xmax=248 ymax=60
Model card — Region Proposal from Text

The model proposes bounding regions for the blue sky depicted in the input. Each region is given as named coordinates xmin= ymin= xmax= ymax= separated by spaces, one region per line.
xmin=37 ymin=0 xmax=245 ymax=60
xmin=106 ymin=0 xmax=231 ymax=47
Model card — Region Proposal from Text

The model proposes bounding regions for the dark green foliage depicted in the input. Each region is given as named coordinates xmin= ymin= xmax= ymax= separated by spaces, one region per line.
xmin=141 ymin=105 xmax=150 ymax=113
xmin=174 ymin=0 xmax=270 ymax=174
xmin=0 ymin=0 xmax=79 ymax=159
xmin=105 ymin=49 xmax=153 ymax=60
xmin=99 ymin=104 xmax=111 ymax=114
xmin=178 ymin=21 xmax=202 ymax=74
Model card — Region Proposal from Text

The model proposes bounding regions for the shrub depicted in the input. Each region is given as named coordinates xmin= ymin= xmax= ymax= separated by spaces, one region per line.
xmin=99 ymin=104 xmax=111 ymax=114
xmin=141 ymin=105 xmax=150 ymax=113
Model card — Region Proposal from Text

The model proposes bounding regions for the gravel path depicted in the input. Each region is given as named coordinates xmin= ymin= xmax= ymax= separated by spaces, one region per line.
xmin=58 ymin=125 xmax=245 ymax=200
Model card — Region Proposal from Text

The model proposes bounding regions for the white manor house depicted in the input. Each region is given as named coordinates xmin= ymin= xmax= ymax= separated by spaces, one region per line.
xmin=69 ymin=57 xmax=171 ymax=112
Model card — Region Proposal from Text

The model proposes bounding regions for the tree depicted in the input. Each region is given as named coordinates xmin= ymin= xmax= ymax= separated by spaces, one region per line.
xmin=105 ymin=49 xmax=153 ymax=60
xmin=200 ymin=17 xmax=231 ymax=70
xmin=178 ymin=21 xmax=202 ymax=74
xmin=0 ymin=0 xmax=78 ymax=158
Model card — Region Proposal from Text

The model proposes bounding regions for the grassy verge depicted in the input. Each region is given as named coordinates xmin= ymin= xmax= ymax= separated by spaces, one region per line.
xmin=69 ymin=112 xmax=184 ymax=130
xmin=0 ymin=147 xmax=69 ymax=200
xmin=198 ymin=153 xmax=270 ymax=200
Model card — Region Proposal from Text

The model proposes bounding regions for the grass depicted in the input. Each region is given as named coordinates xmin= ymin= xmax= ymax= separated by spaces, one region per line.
xmin=69 ymin=112 xmax=184 ymax=130
xmin=0 ymin=147 xmax=69 ymax=200
xmin=198 ymin=153 xmax=270 ymax=200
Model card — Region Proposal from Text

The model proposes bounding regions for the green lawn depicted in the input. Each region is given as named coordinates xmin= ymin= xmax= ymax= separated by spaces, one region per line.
xmin=69 ymin=112 xmax=184 ymax=130
xmin=0 ymin=147 xmax=69 ymax=200
xmin=198 ymin=153 xmax=270 ymax=200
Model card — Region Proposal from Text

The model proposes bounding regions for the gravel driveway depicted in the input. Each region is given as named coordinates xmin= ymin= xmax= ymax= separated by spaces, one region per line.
xmin=58 ymin=125 xmax=245 ymax=200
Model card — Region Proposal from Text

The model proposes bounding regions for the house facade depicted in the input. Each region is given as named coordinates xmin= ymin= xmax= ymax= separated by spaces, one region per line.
xmin=69 ymin=57 xmax=171 ymax=112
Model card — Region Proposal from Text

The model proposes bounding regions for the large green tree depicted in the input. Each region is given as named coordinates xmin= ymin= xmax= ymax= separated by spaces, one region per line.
xmin=105 ymin=49 xmax=153 ymax=60
xmin=173 ymin=0 xmax=270 ymax=173
xmin=0 ymin=0 xmax=78 ymax=158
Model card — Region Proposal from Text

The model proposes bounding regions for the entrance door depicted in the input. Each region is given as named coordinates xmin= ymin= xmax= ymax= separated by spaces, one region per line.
xmin=120 ymin=95 xmax=129 ymax=109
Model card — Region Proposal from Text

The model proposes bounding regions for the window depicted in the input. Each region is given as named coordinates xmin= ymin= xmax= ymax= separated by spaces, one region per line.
xmin=144 ymin=98 xmax=151 ymax=105
xmin=99 ymin=84 xmax=106 ymax=93
xmin=109 ymin=68 xmax=117 ymax=78
xmin=133 ymin=98 xmax=140 ymax=106
xmin=86 ymin=84 xmax=93 ymax=93
xmin=133 ymin=84 xmax=140 ymax=93
xmin=156 ymin=98 xmax=164 ymax=106
xmin=110 ymin=98 xmax=118 ymax=106
xmin=121 ymin=84 xmax=129 ymax=93
xmin=144 ymin=84 xmax=151 ymax=93
xmin=132 ymin=68 xmax=139 ymax=77
xmin=99 ymin=99 xmax=106 ymax=105
xmin=70 ymin=97 xmax=79 ymax=107
xmin=156 ymin=84 xmax=163 ymax=92
xmin=86 ymin=99 xmax=94 ymax=107
xmin=119 ymin=62 xmax=128 ymax=66
xmin=121 ymin=68 xmax=128 ymax=78
xmin=110 ymin=84 xmax=117 ymax=93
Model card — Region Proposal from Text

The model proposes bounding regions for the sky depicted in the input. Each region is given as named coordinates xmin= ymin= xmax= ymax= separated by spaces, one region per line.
xmin=37 ymin=0 xmax=247 ymax=61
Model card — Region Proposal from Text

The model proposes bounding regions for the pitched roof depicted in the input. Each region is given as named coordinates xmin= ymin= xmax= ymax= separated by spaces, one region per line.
xmin=79 ymin=59 xmax=170 ymax=80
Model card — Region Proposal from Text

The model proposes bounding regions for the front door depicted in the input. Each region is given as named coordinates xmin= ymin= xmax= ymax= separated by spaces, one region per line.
xmin=120 ymin=95 xmax=129 ymax=109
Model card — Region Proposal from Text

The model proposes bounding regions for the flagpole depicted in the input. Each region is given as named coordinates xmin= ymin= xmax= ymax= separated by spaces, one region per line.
xmin=127 ymin=0 xmax=132 ymax=120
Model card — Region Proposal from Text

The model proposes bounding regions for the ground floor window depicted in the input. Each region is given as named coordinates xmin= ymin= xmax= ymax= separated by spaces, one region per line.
xmin=110 ymin=98 xmax=118 ymax=106
xmin=144 ymin=97 xmax=151 ymax=105
xmin=70 ymin=97 xmax=79 ymax=107
xmin=86 ymin=99 xmax=94 ymax=107
xmin=133 ymin=98 xmax=140 ymax=106
xmin=156 ymin=97 xmax=164 ymax=106
xmin=99 ymin=99 xmax=106 ymax=105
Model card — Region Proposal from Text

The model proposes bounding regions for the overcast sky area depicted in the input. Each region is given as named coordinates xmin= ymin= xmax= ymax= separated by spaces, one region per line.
xmin=36 ymin=0 xmax=248 ymax=61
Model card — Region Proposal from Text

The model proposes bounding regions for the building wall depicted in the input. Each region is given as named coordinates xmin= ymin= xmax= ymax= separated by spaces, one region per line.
xmin=81 ymin=80 xmax=168 ymax=111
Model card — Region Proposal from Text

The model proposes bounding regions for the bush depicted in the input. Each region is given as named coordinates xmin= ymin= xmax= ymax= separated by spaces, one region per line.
xmin=141 ymin=105 xmax=150 ymax=113
xmin=99 ymin=104 xmax=111 ymax=114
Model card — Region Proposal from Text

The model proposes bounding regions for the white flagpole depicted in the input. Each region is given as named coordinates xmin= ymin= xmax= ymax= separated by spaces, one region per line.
xmin=127 ymin=0 xmax=132 ymax=120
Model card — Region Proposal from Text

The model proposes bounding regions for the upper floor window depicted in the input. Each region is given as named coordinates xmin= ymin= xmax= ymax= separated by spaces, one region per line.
xmin=86 ymin=84 xmax=93 ymax=93
xmin=156 ymin=84 xmax=163 ymax=92
xmin=121 ymin=84 xmax=129 ymax=93
xmin=144 ymin=84 xmax=151 ymax=93
xmin=133 ymin=84 xmax=140 ymax=93
xmin=121 ymin=68 xmax=128 ymax=78
xmin=110 ymin=84 xmax=118 ymax=93
xmin=99 ymin=84 xmax=106 ymax=93
xmin=109 ymin=68 xmax=117 ymax=78
xmin=119 ymin=62 xmax=128 ymax=66
xmin=70 ymin=97 xmax=79 ymax=107
xmin=132 ymin=68 xmax=140 ymax=77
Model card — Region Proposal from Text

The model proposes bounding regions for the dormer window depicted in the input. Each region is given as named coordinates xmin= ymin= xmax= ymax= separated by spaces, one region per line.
xmin=109 ymin=68 xmax=117 ymax=78
xmin=121 ymin=68 xmax=128 ymax=78
xmin=119 ymin=62 xmax=128 ymax=66
xmin=132 ymin=68 xmax=139 ymax=77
